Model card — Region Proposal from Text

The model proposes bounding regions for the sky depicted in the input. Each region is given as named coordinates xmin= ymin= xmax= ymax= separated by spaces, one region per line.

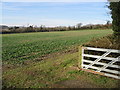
xmin=1 ymin=1 xmax=112 ymax=27
xmin=1 ymin=0 xmax=108 ymax=2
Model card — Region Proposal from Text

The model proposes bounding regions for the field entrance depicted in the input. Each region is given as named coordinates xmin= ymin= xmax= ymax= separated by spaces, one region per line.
xmin=80 ymin=47 xmax=120 ymax=79
xmin=2 ymin=29 xmax=119 ymax=88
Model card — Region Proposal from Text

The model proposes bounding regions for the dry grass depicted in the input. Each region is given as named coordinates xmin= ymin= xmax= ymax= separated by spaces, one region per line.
xmin=83 ymin=34 xmax=120 ymax=50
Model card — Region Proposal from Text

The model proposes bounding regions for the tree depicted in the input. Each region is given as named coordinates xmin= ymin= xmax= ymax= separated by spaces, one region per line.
xmin=108 ymin=1 xmax=120 ymax=36
xmin=76 ymin=23 xmax=82 ymax=29
xmin=106 ymin=20 xmax=111 ymax=25
xmin=26 ymin=25 xmax=34 ymax=32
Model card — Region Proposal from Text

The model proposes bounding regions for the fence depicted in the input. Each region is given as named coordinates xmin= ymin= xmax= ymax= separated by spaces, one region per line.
xmin=80 ymin=46 xmax=120 ymax=79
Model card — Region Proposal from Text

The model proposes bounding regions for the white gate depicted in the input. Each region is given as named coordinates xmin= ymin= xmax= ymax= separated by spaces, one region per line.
xmin=81 ymin=47 xmax=120 ymax=79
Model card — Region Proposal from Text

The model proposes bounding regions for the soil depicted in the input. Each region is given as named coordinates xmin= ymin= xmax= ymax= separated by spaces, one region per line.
xmin=52 ymin=79 xmax=100 ymax=88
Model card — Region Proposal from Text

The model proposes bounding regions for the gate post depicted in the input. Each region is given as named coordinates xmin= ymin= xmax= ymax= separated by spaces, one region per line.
xmin=78 ymin=46 xmax=82 ymax=68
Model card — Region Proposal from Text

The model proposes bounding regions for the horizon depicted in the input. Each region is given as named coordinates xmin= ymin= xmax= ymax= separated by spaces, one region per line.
xmin=0 ymin=23 xmax=111 ymax=28
xmin=1 ymin=2 xmax=112 ymax=27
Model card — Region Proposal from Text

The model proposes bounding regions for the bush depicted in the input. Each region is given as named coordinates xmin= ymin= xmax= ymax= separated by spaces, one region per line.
xmin=108 ymin=1 xmax=120 ymax=36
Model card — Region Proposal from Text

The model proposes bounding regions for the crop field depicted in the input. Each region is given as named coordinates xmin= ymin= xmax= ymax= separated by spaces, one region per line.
xmin=2 ymin=29 xmax=119 ymax=88
xmin=2 ymin=29 xmax=112 ymax=64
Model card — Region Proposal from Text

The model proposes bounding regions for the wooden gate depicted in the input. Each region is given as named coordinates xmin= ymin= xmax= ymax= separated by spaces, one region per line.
xmin=80 ymin=47 xmax=120 ymax=79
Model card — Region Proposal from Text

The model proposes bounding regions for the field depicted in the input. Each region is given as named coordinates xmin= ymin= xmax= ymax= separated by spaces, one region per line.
xmin=2 ymin=29 xmax=113 ymax=64
xmin=2 ymin=29 xmax=119 ymax=88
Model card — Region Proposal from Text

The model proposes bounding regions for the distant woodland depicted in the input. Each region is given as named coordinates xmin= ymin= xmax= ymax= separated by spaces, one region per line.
xmin=1 ymin=22 xmax=112 ymax=34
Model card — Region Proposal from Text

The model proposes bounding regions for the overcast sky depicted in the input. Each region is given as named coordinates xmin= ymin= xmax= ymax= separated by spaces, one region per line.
xmin=1 ymin=1 xmax=112 ymax=27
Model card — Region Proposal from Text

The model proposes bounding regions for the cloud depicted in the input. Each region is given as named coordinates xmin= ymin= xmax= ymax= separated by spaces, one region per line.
xmin=2 ymin=16 xmax=110 ymax=27
xmin=2 ymin=0 xmax=108 ymax=2
xmin=2 ymin=2 xmax=33 ymax=11
xmin=39 ymin=18 xmax=79 ymax=26
xmin=2 ymin=16 xmax=80 ymax=26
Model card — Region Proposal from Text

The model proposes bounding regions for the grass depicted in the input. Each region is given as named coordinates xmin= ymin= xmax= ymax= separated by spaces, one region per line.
xmin=3 ymin=52 xmax=78 ymax=88
xmin=2 ymin=29 xmax=119 ymax=88
xmin=3 ymin=51 xmax=119 ymax=88
xmin=83 ymin=34 xmax=120 ymax=50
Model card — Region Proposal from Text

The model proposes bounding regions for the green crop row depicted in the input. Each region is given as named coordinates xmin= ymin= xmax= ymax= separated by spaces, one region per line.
xmin=2 ymin=29 xmax=112 ymax=64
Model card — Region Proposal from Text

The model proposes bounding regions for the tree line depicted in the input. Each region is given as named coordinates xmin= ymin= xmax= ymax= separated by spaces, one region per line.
xmin=1 ymin=22 xmax=112 ymax=34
